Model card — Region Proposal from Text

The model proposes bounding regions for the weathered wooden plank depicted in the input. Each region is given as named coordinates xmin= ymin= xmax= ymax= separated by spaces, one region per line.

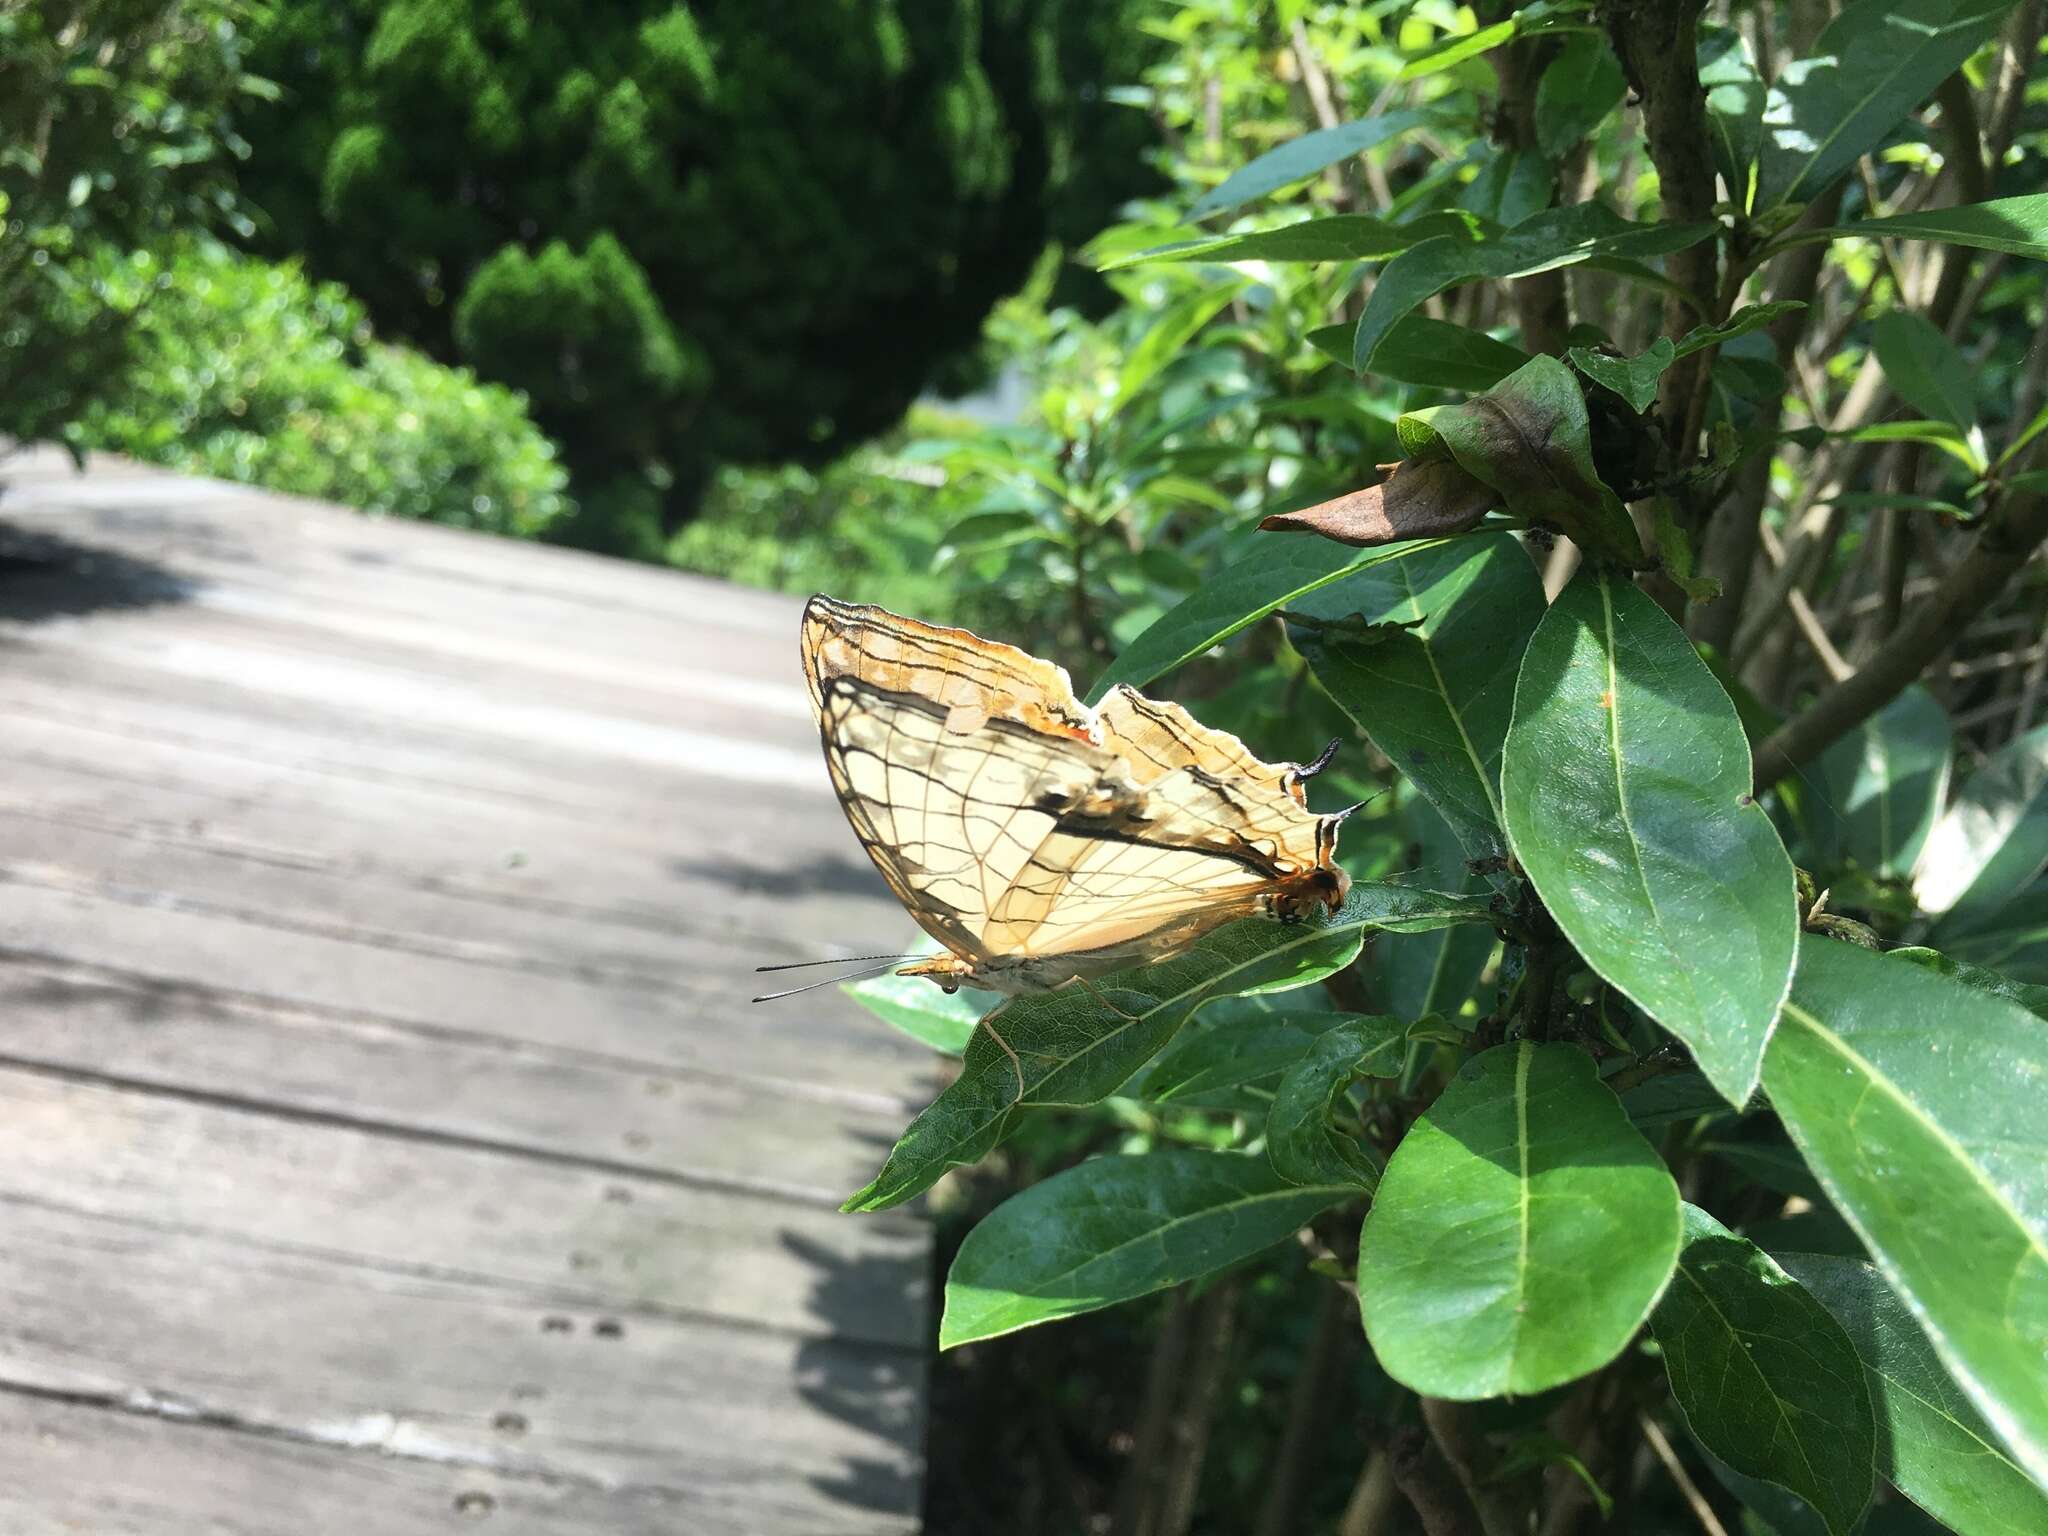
xmin=0 ymin=1069 xmax=926 ymax=1349
xmin=0 ymin=730 xmax=900 ymax=965
xmin=0 ymin=1199 xmax=922 ymax=1531
xmin=0 ymin=956 xmax=907 ymax=1205
xmin=0 ymin=861 xmax=931 ymax=1098
xmin=0 ymin=1386 xmax=917 ymax=1535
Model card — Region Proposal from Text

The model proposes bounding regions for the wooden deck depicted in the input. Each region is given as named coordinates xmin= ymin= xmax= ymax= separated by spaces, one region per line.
xmin=0 ymin=449 xmax=932 ymax=1533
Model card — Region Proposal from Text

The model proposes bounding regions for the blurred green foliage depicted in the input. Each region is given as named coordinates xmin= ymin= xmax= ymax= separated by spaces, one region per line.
xmin=233 ymin=0 xmax=1163 ymax=550
xmin=0 ymin=0 xmax=258 ymax=446
xmin=71 ymin=239 xmax=568 ymax=535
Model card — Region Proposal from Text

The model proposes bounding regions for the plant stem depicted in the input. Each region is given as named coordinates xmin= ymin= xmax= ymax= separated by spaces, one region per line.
xmin=1389 ymin=1426 xmax=1485 ymax=1536
xmin=1422 ymin=1398 xmax=1522 ymax=1536
xmin=1254 ymin=1282 xmax=1357 ymax=1536
xmin=1753 ymin=490 xmax=2048 ymax=789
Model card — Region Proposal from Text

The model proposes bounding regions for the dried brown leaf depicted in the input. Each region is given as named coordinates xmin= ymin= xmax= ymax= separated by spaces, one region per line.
xmin=1258 ymin=458 xmax=1495 ymax=548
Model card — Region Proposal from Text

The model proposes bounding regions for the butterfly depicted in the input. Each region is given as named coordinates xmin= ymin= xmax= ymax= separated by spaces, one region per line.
xmin=764 ymin=596 xmax=1355 ymax=1080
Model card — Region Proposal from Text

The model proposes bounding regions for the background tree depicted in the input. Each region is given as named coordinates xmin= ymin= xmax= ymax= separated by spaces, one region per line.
xmin=0 ymin=0 xmax=256 ymax=448
xmin=234 ymin=0 xmax=1162 ymax=554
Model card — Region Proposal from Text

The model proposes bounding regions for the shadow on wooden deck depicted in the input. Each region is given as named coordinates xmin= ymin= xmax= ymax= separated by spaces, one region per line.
xmin=0 ymin=449 xmax=934 ymax=1533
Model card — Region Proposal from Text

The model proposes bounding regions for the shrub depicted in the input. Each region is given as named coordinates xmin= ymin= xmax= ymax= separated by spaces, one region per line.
xmin=233 ymin=0 xmax=1163 ymax=545
xmin=73 ymin=239 xmax=568 ymax=536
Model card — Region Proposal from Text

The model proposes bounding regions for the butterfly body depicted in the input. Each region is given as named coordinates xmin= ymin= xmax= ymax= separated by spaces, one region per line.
xmin=801 ymin=596 xmax=1352 ymax=1003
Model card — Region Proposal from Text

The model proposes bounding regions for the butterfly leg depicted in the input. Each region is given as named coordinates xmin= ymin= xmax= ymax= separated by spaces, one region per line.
xmin=978 ymin=1000 xmax=1028 ymax=1102
xmin=1074 ymin=973 xmax=1142 ymax=1023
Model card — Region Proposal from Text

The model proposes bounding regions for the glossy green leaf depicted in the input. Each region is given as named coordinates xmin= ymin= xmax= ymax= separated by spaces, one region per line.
xmin=1352 ymin=205 xmax=1717 ymax=372
xmin=1805 ymin=192 xmax=2048 ymax=261
xmin=1764 ymin=936 xmax=2048 ymax=1488
xmin=1652 ymin=1205 xmax=1876 ymax=1536
xmin=1399 ymin=17 xmax=1514 ymax=79
xmin=1357 ymin=1041 xmax=1682 ymax=1398
xmin=846 ymin=886 xmax=1494 ymax=1212
xmin=1803 ymin=684 xmax=1952 ymax=878
xmin=941 ymin=1150 xmax=1351 ymax=1347
xmin=1756 ymin=0 xmax=2018 ymax=212
xmin=1503 ymin=569 xmax=1798 ymax=1104
xmin=1139 ymin=1010 xmax=1357 ymax=1111
xmin=1568 ymin=337 xmax=1676 ymax=414
xmin=1700 ymin=25 xmax=1766 ymax=204
xmin=1458 ymin=147 xmax=1554 ymax=230
xmin=1295 ymin=534 xmax=1544 ymax=867
xmin=1107 ymin=210 xmax=1473 ymax=269
xmin=1676 ymin=301 xmax=1805 ymax=358
xmin=1309 ymin=315 xmax=1531 ymax=391
xmin=1535 ymin=33 xmax=1625 ymax=158
xmin=1407 ymin=355 xmax=1643 ymax=564
xmin=1187 ymin=108 xmax=1463 ymax=221
xmin=1885 ymin=946 xmax=2048 ymax=1020
xmin=1779 ymin=1252 xmax=2048 ymax=1536
xmin=841 ymin=969 xmax=990 ymax=1054
xmin=1386 ymin=798 xmax=1501 ymax=1023
xmin=1917 ymin=723 xmax=2048 ymax=937
xmin=1266 ymin=1015 xmax=1405 ymax=1190
xmin=1087 ymin=532 xmax=1453 ymax=699
xmin=1873 ymin=311 xmax=1978 ymax=431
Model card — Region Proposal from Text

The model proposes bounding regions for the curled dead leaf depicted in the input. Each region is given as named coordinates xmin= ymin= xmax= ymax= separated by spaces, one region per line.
xmin=1258 ymin=458 xmax=1495 ymax=547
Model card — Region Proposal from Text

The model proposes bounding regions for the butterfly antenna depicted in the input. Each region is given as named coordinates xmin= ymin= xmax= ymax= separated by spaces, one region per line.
xmin=1293 ymin=738 xmax=1341 ymax=783
xmin=751 ymin=958 xmax=905 ymax=1004
xmin=1326 ymin=789 xmax=1384 ymax=823
xmin=754 ymin=952 xmax=922 ymax=974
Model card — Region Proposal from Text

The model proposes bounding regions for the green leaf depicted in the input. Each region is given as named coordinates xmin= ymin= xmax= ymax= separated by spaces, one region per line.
xmin=1458 ymin=147 xmax=1555 ymax=229
xmin=1535 ymin=33 xmax=1626 ymax=158
xmin=1351 ymin=205 xmax=1716 ymax=372
xmin=1107 ymin=210 xmax=1476 ymax=269
xmin=1916 ymin=723 xmax=2048 ymax=936
xmin=1847 ymin=417 xmax=1988 ymax=474
xmin=1652 ymin=1205 xmax=1876 ymax=1536
xmin=1187 ymin=108 xmax=1464 ymax=221
xmin=846 ymin=887 xmax=1495 ymax=1212
xmin=1266 ymin=1015 xmax=1406 ymax=1190
xmin=1805 ymin=191 xmax=2048 ymax=261
xmin=1884 ymin=946 xmax=2048 ymax=1020
xmin=1386 ymin=799 xmax=1502 ymax=1023
xmin=1407 ymin=355 xmax=1644 ymax=564
xmin=1802 ymin=685 xmax=1953 ymax=878
xmin=1139 ymin=1010 xmax=1358 ymax=1111
xmin=1396 ymin=1 xmax=1596 ymax=81
xmin=940 ymin=1150 xmax=1351 ymax=1347
xmin=1756 ymin=0 xmax=2020 ymax=212
xmin=1357 ymin=1041 xmax=1683 ymax=1398
xmin=1778 ymin=1252 xmax=2048 ymax=1536
xmin=1700 ymin=24 xmax=1767 ymax=206
xmin=1310 ymin=315 xmax=1531 ymax=391
xmin=1568 ymin=337 xmax=1676 ymax=414
xmin=1295 ymin=535 xmax=1545 ymax=868
xmin=1764 ymin=936 xmax=2048 ymax=1488
xmin=1873 ymin=311 xmax=1978 ymax=431
xmin=1502 ymin=568 xmax=1798 ymax=1106
xmin=841 ymin=969 xmax=990 ymax=1054
xmin=1676 ymin=301 xmax=1805 ymax=358
xmin=1087 ymin=533 xmax=1455 ymax=700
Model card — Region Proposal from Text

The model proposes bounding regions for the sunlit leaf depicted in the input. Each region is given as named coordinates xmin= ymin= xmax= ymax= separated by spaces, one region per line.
xmin=941 ymin=1151 xmax=1351 ymax=1347
xmin=1801 ymin=685 xmax=1952 ymax=878
xmin=1915 ymin=723 xmax=2048 ymax=937
xmin=1765 ymin=937 xmax=2048 ymax=1488
xmin=1503 ymin=569 xmax=1798 ymax=1106
xmin=1755 ymin=0 xmax=2019 ymax=211
xmin=1186 ymin=108 xmax=1465 ymax=221
xmin=1568 ymin=337 xmax=1676 ymax=414
xmin=1779 ymin=1253 xmax=2048 ymax=1536
xmin=1358 ymin=1042 xmax=1682 ymax=1397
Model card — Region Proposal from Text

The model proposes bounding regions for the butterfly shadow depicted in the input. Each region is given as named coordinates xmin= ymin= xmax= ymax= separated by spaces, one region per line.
xmin=779 ymin=1214 xmax=932 ymax=1525
xmin=0 ymin=520 xmax=194 ymax=623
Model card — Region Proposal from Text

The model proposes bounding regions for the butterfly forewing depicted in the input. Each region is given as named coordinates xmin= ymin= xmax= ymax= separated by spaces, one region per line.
xmin=801 ymin=596 xmax=1350 ymax=988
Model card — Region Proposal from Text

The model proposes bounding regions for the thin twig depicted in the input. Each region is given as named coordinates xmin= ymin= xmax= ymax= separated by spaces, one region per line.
xmin=1637 ymin=1412 xmax=1731 ymax=1536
